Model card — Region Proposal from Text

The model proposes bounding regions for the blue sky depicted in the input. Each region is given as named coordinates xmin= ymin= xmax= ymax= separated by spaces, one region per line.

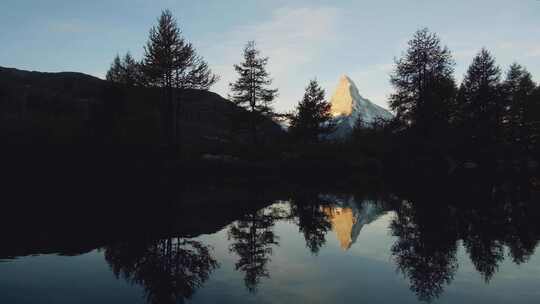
xmin=1 ymin=0 xmax=539 ymax=111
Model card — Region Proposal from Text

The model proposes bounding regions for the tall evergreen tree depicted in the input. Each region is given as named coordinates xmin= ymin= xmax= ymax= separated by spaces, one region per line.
xmin=143 ymin=9 xmax=218 ymax=147
xmin=289 ymin=79 xmax=334 ymax=142
xmin=229 ymin=41 xmax=278 ymax=145
xmin=457 ymin=48 xmax=502 ymax=146
xmin=389 ymin=28 xmax=456 ymax=138
xmin=105 ymin=55 xmax=124 ymax=83
xmin=502 ymin=63 xmax=536 ymax=149
xmin=121 ymin=52 xmax=141 ymax=87
xmin=106 ymin=52 xmax=143 ymax=86
xmin=526 ymin=84 xmax=540 ymax=152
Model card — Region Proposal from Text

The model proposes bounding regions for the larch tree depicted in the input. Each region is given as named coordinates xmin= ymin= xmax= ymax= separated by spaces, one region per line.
xmin=289 ymin=79 xmax=334 ymax=143
xmin=121 ymin=52 xmax=142 ymax=87
xmin=530 ymin=85 xmax=540 ymax=151
xmin=105 ymin=55 xmax=124 ymax=84
xmin=502 ymin=63 xmax=536 ymax=149
xmin=389 ymin=28 xmax=456 ymax=139
xmin=457 ymin=48 xmax=502 ymax=146
xmin=229 ymin=41 xmax=278 ymax=145
xmin=143 ymin=9 xmax=218 ymax=148
xmin=106 ymin=52 xmax=143 ymax=86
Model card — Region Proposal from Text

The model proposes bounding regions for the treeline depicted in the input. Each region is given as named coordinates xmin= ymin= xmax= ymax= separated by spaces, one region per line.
xmin=383 ymin=28 xmax=540 ymax=164
xmin=104 ymin=11 xmax=540 ymax=167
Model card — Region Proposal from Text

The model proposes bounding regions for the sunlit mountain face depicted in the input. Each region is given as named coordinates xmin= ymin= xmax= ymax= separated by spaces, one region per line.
xmin=323 ymin=207 xmax=357 ymax=250
xmin=321 ymin=195 xmax=387 ymax=250
xmin=328 ymin=75 xmax=393 ymax=139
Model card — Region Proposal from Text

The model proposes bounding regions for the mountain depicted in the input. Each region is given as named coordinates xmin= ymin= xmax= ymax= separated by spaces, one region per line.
xmin=328 ymin=75 xmax=393 ymax=139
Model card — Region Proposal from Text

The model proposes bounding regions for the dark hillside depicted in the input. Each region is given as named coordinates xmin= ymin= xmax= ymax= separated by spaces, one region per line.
xmin=0 ymin=66 xmax=284 ymax=149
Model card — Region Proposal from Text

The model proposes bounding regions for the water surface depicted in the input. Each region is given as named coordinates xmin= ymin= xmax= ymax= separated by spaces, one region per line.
xmin=2 ymin=186 xmax=540 ymax=303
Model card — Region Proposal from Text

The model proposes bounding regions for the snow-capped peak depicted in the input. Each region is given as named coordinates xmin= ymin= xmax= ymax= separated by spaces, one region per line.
xmin=328 ymin=75 xmax=393 ymax=139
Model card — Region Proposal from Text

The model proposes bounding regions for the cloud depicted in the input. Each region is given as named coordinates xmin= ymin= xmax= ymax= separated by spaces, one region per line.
xmin=209 ymin=6 xmax=342 ymax=112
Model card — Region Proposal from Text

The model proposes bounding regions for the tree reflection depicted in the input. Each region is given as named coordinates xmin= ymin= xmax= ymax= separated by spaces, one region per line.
xmin=289 ymin=193 xmax=332 ymax=255
xmin=104 ymin=237 xmax=218 ymax=304
xmin=389 ymin=172 xmax=540 ymax=302
xmin=390 ymin=201 xmax=458 ymax=302
xmin=227 ymin=206 xmax=282 ymax=293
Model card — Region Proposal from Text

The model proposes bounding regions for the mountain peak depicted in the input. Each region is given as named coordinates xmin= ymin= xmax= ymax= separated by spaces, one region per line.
xmin=328 ymin=75 xmax=393 ymax=139
xmin=340 ymin=74 xmax=353 ymax=83
xmin=331 ymin=75 xmax=357 ymax=117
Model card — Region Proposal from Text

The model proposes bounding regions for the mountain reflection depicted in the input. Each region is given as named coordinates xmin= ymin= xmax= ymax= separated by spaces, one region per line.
xmin=320 ymin=195 xmax=387 ymax=250
xmin=104 ymin=237 xmax=218 ymax=304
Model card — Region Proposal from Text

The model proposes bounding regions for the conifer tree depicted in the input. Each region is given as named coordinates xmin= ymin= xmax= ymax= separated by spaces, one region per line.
xmin=143 ymin=9 xmax=218 ymax=147
xmin=105 ymin=55 xmax=123 ymax=83
xmin=289 ymin=79 xmax=334 ymax=142
xmin=457 ymin=48 xmax=502 ymax=146
xmin=502 ymin=63 xmax=536 ymax=148
xmin=229 ymin=41 xmax=278 ymax=145
xmin=389 ymin=28 xmax=456 ymax=138
xmin=530 ymin=86 xmax=540 ymax=151
xmin=121 ymin=52 xmax=141 ymax=87
xmin=106 ymin=52 xmax=143 ymax=86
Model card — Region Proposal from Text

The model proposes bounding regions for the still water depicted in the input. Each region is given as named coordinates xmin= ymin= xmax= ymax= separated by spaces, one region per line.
xmin=1 ymin=189 xmax=540 ymax=303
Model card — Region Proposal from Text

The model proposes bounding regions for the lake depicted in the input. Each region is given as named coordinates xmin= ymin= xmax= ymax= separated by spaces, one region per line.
xmin=1 ymin=173 xmax=540 ymax=303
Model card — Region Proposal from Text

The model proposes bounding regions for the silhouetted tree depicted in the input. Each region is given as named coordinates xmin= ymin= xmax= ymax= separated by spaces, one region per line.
xmin=229 ymin=41 xmax=278 ymax=145
xmin=227 ymin=207 xmax=280 ymax=293
xmin=502 ymin=64 xmax=537 ymax=153
xmin=143 ymin=9 xmax=218 ymax=148
xmin=530 ymin=85 xmax=540 ymax=152
xmin=106 ymin=52 xmax=143 ymax=86
xmin=123 ymin=53 xmax=144 ymax=86
xmin=389 ymin=28 xmax=456 ymax=139
xmin=289 ymin=79 xmax=334 ymax=143
xmin=106 ymin=55 xmax=124 ymax=84
xmin=457 ymin=49 xmax=502 ymax=149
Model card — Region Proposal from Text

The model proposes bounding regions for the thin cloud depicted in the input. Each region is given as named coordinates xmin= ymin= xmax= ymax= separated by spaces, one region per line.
xmin=210 ymin=6 xmax=342 ymax=111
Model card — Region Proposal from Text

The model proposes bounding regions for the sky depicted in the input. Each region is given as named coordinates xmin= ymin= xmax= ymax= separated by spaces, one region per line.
xmin=1 ymin=0 xmax=539 ymax=112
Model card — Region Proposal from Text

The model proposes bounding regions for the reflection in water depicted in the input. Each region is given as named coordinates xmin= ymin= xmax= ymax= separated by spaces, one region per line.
xmin=1 ymin=172 xmax=540 ymax=304
xmin=390 ymin=201 xmax=459 ymax=302
xmin=227 ymin=205 xmax=285 ymax=293
xmin=289 ymin=193 xmax=332 ymax=255
xmin=321 ymin=195 xmax=386 ymax=250
xmin=323 ymin=207 xmax=357 ymax=250
xmin=104 ymin=237 xmax=218 ymax=304
xmin=389 ymin=173 xmax=540 ymax=302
